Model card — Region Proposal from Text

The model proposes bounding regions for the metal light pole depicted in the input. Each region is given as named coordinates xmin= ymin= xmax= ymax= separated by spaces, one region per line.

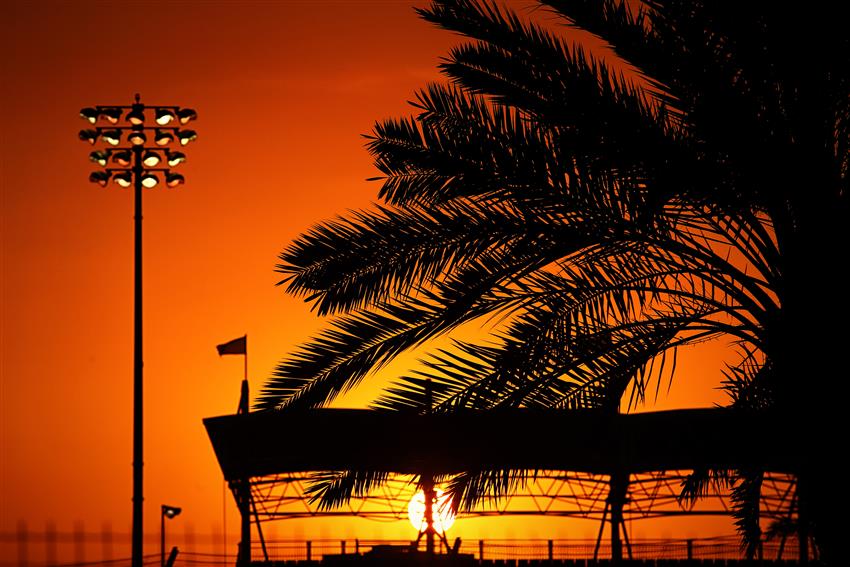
xmin=78 ymin=95 xmax=197 ymax=567
xmin=161 ymin=505 xmax=182 ymax=567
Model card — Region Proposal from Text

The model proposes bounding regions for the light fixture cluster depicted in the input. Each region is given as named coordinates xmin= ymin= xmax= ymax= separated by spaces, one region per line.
xmin=78 ymin=127 xmax=198 ymax=147
xmin=78 ymin=95 xmax=196 ymax=189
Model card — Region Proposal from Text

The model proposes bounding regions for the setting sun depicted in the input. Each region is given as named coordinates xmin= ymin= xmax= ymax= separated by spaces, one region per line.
xmin=407 ymin=489 xmax=456 ymax=535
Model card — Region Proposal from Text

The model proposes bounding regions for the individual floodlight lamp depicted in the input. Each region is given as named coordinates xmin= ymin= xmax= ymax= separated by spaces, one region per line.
xmin=141 ymin=173 xmax=159 ymax=188
xmin=154 ymin=130 xmax=174 ymax=146
xmin=113 ymin=171 xmax=133 ymax=187
xmin=155 ymin=108 xmax=176 ymax=125
xmin=112 ymin=150 xmax=132 ymax=166
xmin=79 ymin=129 xmax=99 ymax=144
xmin=142 ymin=151 xmax=161 ymax=167
xmin=80 ymin=107 xmax=99 ymax=124
xmin=162 ymin=505 xmax=181 ymax=519
xmin=101 ymin=107 xmax=122 ymax=124
xmin=177 ymin=108 xmax=197 ymax=124
xmin=177 ymin=129 xmax=197 ymax=146
xmin=89 ymin=150 xmax=110 ymax=167
xmin=89 ymin=171 xmax=111 ymax=186
xmin=126 ymin=105 xmax=145 ymax=125
xmin=102 ymin=129 xmax=122 ymax=146
xmin=165 ymin=172 xmax=185 ymax=187
xmin=127 ymin=130 xmax=147 ymax=146
xmin=166 ymin=151 xmax=186 ymax=167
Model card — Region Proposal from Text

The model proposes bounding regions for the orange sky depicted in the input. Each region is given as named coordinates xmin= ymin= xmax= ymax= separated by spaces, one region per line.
xmin=1 ymin=1 xmax=738 ymax=563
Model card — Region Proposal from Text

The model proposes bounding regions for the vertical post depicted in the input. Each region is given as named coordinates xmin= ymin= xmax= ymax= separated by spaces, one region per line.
xmin=423 ymin=380 xmax=435 ymax=555
xmin=78 ymin=96 xmax=196 ymax=567
xmin=798 ymin=491 xmax=809 ymax=565
xmin=341 ymin=540 xmax=346 ymax=555
xmin=161 ymin=511 xmax=165 ymax=567
xmin=239 ymin=337 xmax=249 ymax=415
xmin=799 ymin=531 xmax=809 ymax=565
xmin=479 ymin=539 xmax=484 ymax=562
xmin=306 ymin=540 xmax=312 ymax=562
xmin=239 ymin=380 xmax=249 ymax=415
xmin=424 ymin=476 xmax=436 ymax=555
xmin=355 ymin=539 xmax=360 ymax=555
xmin=131 ymin=139 xmax=144 ymax=567
xmin=547 ymin=540 xmax=553 ymax=561
xmin=686 ymin=539 xmax=693 ymax=560
xmin=622 ymin=518 xmax=633 ymax=560
xmin=234 ymin=346 xmax=252 ymax=567
xmin=235 ymin=480 xmax=251 ymax=566
xmin=608 ymin=471 xmax=628 ymax=563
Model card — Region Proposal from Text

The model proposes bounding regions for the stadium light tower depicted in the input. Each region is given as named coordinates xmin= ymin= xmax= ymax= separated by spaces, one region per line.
xmin=78 ymin=94 xmax=197 ymax=567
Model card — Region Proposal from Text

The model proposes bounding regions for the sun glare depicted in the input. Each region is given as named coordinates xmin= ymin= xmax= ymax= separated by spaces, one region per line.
xmin=407 ymin=489 xmax=456 ymax=533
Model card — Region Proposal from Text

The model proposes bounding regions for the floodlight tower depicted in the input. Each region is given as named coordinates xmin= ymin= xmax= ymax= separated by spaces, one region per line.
xmin=78 ymin=95 xmax=197 ymax=567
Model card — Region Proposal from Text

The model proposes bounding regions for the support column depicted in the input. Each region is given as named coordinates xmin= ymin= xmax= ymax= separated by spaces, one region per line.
xmin=236 ymin=372 xmax=251 ymax=565
xmin=608 ymin=471 xmax=629 ymax=563
xmin=797 ymin=485 xmax=809 ymax=565
xmin=423 ymin=475 xmax=436 ymax=555
xmin=232 ymin=479 xmax=251 ymax=566
xmin=423 ymin=379 xmax=436 ymax=556
xmin=131 ymin=142 xmax=144 ymax=567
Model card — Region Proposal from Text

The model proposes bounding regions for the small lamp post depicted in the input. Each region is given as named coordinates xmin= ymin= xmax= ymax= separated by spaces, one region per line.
xmin=161 ymin=505 xmax=182 ymax=567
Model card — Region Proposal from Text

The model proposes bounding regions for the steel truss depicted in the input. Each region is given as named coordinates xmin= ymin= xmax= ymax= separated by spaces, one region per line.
xmin=246 ymin=470 xmax=797 ymax=524
xmin=205 ymin=408 xmax=808 ymax=563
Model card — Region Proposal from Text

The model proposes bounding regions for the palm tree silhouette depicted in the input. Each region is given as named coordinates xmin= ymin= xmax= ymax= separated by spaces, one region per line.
xmin=258 ymin=1 xmax=847 ymax=560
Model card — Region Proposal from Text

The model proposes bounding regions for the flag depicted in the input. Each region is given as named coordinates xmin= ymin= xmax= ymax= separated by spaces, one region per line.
xmin=216 ymin=335 xmax=246 ymax=356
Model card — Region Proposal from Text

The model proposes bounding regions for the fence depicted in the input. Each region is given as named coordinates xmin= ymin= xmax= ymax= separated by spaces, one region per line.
xmin=0 ymin=530 xmax=814 ymax=567
xmin=254 ymin=537 xmax=810 ymax=563
xmin=0 ymin=523 xmax=232 ymax=567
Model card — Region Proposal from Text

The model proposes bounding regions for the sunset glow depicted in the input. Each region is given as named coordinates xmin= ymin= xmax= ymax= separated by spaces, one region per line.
xmin=1 ymin=1 xmax=758 ymax=563
xmin=407 ymin=489 xmax=456 ymax=534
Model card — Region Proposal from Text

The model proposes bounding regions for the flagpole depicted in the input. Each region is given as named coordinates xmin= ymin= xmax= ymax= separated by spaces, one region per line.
xmin=215 ymin=333 xmax=250 ymax=565
xmin=238 ymin=334 xmax=250 ymax=566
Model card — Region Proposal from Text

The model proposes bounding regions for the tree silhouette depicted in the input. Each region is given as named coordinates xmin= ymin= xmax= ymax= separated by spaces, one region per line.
xmin=258 ymin=1 xmax=847 ymax=560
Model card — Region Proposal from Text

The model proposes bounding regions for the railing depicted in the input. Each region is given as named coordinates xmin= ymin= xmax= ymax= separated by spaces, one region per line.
xmin=255 ymin=537 xmax=813 ymax=563
xmin=0 ymin=532 xmax=815 ymax=566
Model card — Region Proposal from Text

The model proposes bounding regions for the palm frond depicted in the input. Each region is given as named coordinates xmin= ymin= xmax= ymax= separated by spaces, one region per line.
xmin=264 ymin=2 xmax=846 ymax=556
xmin=279 ymin=199 xmax=557 ymax=315
xmin=304 ymin=470 xmax=392 ymax=510
xmin=419 ymin=1 xmax=677 ymax=145
xmin=446 ymin=469 xmax=534 ymax=513
xmin=678 ymin=468 xmax=733 ymax=507
xmin=731 ymin=469 xmax=764 ymax=559
xmin=722 ymin=347 xmax=773 ymax=411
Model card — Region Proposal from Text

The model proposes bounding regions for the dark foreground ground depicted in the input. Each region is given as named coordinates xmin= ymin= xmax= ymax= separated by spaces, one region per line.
xmin=257 ymin=555 xmax=818 ymax=566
